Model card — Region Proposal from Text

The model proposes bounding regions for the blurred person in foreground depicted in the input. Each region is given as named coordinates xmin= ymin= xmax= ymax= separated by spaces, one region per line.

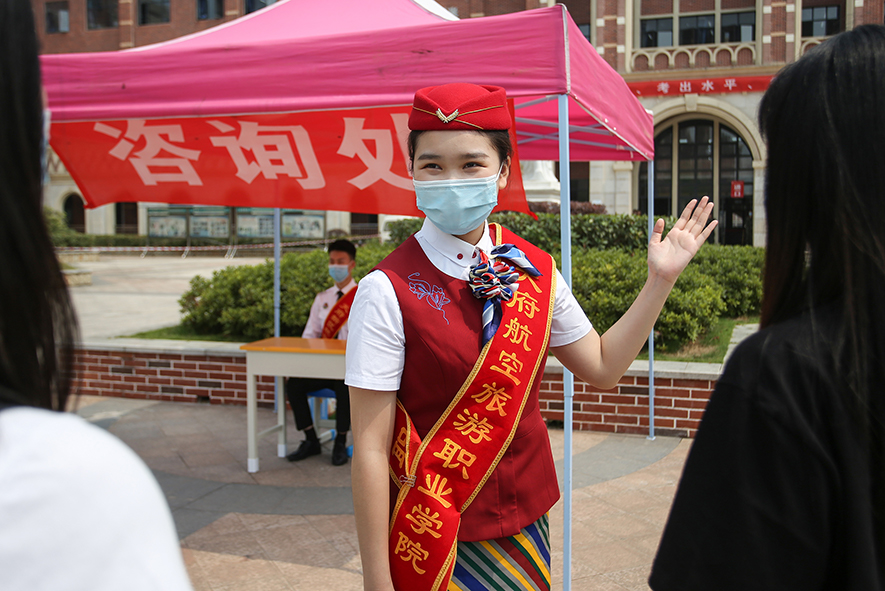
xmin=0 ymin=1 xmax=193 ymax=589
xmin=650 ymin=25 xmax=885 ymax=590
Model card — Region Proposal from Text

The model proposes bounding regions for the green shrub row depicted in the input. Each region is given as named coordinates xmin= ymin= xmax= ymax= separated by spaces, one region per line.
xmin=179 ymin=236 xmax=762 ymax=347
xmin=179 ymin=242 xmax=396 ymax=341
xmin=691 ymin=245 xmax=765 ymax=318
xmin=569 ymin=249 xmax=727 ymax=348
xmin=386 ymin=212 xmax=680 ymax=252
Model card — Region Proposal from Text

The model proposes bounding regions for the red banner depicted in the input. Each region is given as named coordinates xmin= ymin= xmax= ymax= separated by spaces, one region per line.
xmin=51 ymin=104 xmax=529 ymax=217
xmin=628 ymin=75 xmax=773 ymax=98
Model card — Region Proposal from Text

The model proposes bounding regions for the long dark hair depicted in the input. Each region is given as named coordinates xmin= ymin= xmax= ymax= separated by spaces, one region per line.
xmin=0 ymin=0 xmax=78 ymax=411
xmin=758 ymin=24 xmax=885 ymax=562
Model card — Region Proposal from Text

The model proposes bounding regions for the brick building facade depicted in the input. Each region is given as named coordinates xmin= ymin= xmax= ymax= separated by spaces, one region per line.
xmin=450 ymin=0 xmax=882 ymax=246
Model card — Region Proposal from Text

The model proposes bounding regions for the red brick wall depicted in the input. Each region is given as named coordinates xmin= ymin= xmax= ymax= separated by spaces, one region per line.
xmin=538 ymin=373 xmax=714 ymax=438
xmin=34 ymin=0 xmax=240 ymax=54
xmin=561 ymin=0 xmax=593 ymax=23
xmin=681 ymin=0 xmax=715 ymax=13
xmin=640 ymin=0 xmax=674 ymax=16
xmin=74 ymin=348 xmax=276 ymax=406
xmin=721 ymin=0 xmax=755 ymax=9
xmin=74 ymin=347 xmax=716 ymax=437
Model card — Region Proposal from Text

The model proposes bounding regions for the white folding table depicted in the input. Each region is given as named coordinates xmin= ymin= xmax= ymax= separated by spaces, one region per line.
xmin=240 ymin=337 xmax=346 ymax=473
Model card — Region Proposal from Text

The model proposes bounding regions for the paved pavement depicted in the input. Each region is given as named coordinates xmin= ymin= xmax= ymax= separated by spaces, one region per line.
xmin=68 ymin=254 xmax=265 ymax=340
xmin=67 ymin=254 xmax=707 ymax=591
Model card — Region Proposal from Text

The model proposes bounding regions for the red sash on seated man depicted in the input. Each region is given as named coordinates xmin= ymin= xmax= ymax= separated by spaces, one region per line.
xmin=321 ymin=287 xmax=357 ymax=339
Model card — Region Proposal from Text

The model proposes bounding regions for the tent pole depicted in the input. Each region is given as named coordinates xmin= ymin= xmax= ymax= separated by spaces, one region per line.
xmin=647 ymin=161 xmax=656 ymax=440
xmin=274 ymin=208 xmax=282 ymax=416
xmin=557 ymin=93 xmax=574 ymax=591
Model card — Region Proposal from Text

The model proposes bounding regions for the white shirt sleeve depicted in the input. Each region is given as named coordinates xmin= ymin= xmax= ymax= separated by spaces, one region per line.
xmin=550 ymin=269 xmax=593 ymax=348
xmin=301 ymin=291 xmax=325 ymax=339
xmin=345 ymin=270 xmax=405 ymax=391
xmin=345 ymin=267 xmax=591 ymax=391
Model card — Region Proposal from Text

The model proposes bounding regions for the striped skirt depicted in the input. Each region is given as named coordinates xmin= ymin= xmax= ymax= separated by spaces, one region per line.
xmin=448 ymin=514 xmax=551 ymax=591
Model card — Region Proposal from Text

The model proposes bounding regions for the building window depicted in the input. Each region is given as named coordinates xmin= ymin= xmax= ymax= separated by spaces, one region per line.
xmin=197 ymin=0 xmax=223 ymax=20
xmin=639 ymin=119 xmax=755 ymax=245
xmin=245 ymin=0 xmax=276 ymax=14
xmin=677 ymin=120 xmax=715 ymax=213
xmin=64 ymin=195 xmax=86 ymax=233
xmin=578 ymin=23 xmax=592 ymax=42
xmin=45 ymin=1 xmax=69 ymax=33
xmin=638 ymin=129 xmax=674 ymax=216
xmin=88 ymin=0 xmax=118 ymax=29
xmin=679 ymin=14 xmax=715 ymax=45
xmin=802 ymin=6 xmax=840 ymax=36
xmin=640 ymin=18 xmax=674 ymax=47
xmin=350 ymin=213 xmax=378 ymax=236
xmin=115 ymin=203 xmax=139 ymax=234
xmin=719 ymin=125 xmax=754 ymax=245
xmin=721 ymin=11 xmax=755 ymax=42
xmin=636 ymin=0 xmax=759 ymax=50
xmin=139 ymin=0 xmax=170 ymax=24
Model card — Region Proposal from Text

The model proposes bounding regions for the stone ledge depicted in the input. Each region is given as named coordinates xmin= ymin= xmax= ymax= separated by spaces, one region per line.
xmin=58 ymin=251 xmax=100 ymax=264
xmin=80 ymin=339 xmax=723 ymax=380
xmin=545 ymin=355 xmax=721 ymax=381
xmin=63 ymin=269 xmax=93 ymax=286
xmin=80 ymin=338 xmax=246 ymax=357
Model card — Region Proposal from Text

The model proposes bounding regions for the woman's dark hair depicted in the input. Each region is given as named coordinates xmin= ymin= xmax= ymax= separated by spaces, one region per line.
xmin=758 ymin=24 xmax=885 ymax=562
xmin=407 ymin=129 xmax=513 ymax=168
xmin=0 ymin=0 xmax=78 ymax=411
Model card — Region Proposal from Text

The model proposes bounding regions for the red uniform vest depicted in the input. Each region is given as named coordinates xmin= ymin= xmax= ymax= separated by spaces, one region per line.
xmin=377 ymin=229 xmax=560 ymax=542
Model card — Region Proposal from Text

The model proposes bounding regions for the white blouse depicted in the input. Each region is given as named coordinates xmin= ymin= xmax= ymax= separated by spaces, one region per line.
xmin=345 ymin=219 xmax=593 ymax=392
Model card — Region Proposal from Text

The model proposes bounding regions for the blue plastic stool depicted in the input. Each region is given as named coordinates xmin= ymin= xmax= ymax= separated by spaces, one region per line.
xmin=306 ymin=388 xmax=353 ymax=458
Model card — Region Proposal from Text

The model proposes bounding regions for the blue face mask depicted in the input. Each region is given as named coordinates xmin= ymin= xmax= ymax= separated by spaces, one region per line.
xmin=329 ymin=264 xmax=350 ymax=284
xmin=414 ymin=169 xmax=500 ymax=236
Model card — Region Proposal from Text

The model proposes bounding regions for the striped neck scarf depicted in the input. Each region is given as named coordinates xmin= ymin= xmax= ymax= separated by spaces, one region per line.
xmin=468 ymin=243 xmax=541 ymax=347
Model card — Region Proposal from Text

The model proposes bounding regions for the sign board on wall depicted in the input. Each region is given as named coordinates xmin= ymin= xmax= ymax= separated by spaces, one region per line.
xmin=190 ymin=207 xmax=231 ymax=238
xmin=148 ymin=207 xmax=188 ymax=238
xmin=731 ymin=180 xmax=745 ymax=198
xmin=235 ymin=208 xmax=325 ymax=239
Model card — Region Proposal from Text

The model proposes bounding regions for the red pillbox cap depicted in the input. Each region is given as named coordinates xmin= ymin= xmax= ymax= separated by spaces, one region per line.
xmin=409 ymin=83 xmax=510 ymax=131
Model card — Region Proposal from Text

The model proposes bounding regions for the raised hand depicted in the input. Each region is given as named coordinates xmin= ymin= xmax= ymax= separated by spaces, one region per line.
xmin=647 ymin=196 xmax=717 ymax=284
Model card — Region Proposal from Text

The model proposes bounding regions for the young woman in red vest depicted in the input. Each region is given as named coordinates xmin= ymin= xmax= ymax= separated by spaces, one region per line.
xmin=345 ymin=83 xmax=715 ymax=591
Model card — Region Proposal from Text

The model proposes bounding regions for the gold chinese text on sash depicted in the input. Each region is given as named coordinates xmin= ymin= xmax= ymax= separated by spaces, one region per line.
xmin=387 ymin=224 xmax=556 ymax=591
xmin=321 ymin=286 xmax=357 ymax=339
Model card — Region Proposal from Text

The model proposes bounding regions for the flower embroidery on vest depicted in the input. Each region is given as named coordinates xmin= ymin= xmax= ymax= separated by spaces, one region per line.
xmin=407 ymin=272 xmax=450 ymax=325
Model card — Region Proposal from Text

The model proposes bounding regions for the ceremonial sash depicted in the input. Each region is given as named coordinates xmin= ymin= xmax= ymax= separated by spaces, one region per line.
xmin=387 ymin=224 xmax=556 ymax=591
xmin=321 ymin=286 xmax=357 ymax=339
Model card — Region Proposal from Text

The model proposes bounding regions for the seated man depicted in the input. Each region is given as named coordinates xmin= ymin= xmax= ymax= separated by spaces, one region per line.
xmin=285 ymin=239 xmax=357 ymax=466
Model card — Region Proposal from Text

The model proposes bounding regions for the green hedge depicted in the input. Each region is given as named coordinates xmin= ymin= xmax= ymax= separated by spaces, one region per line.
xmin=179 ymin=242 xmax=395 ymax=341
xmin=691 ymin=245 xmax=765 ymax=317
xmin=569 ymin=249 xmax=726 ymax=348
xmin=386 ymin=212 xmax=680 ymax=252
xmin=179 ymin=240 xmax=761 ymax=347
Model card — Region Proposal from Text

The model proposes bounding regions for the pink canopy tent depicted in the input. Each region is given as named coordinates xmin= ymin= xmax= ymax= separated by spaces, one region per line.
xmin=42 ymin=1 xmax=653 ymax=168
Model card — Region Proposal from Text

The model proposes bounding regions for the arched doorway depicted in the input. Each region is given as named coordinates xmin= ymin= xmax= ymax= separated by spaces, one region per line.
xmin=638 ymin=118 xmax=755 ymax=245
xmin=63 ymin=194 xmax=85 ymax=233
